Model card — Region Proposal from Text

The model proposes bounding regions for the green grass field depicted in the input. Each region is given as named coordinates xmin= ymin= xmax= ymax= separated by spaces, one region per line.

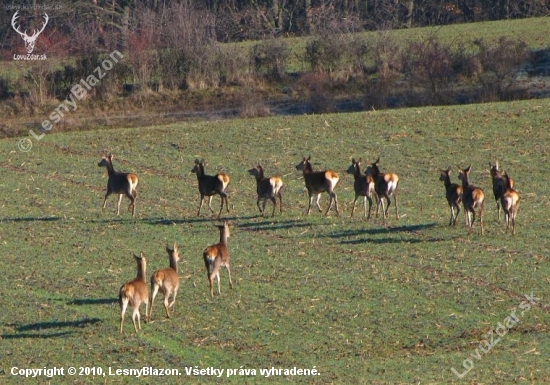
xmin=1 ymin=97 xmax=550 ymax=383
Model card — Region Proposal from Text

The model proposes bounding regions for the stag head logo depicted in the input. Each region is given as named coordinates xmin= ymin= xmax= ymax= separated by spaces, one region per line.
xmin=11 ymin=11 xmax=49 ymax=54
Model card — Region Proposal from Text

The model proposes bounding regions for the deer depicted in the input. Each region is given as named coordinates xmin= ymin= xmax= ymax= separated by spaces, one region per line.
xmin=191 ymin=159 xmax=230 ymax=218
xmin=148 ymin=244 xmax=180 ymax=322
xmin=11 ymin=11 xmax=49 ymax=54
xmin=501 ymin=172 xmax=520 ymax=235
xmin=367 ymin=157 xmax=400 ymax=223
xmin=119 ymin=252 xmax=148 ymax=334
xmin=295 ymin=156 xmax=340 ymax=216
xmin=489 ymin=161 xmax=515 ymax=220
xmin=203 ymin=221 xmax=233 ymax=298
xmin=97 ymin=153 xmax=138 ymax=217
xmin=346 ymin=158 xmax=375 ymax=218
xmin=248 ymin=163 xmax=284 ymax=217
xmin=439 ymin=167 xmax=463 ymax=226
xmin=458 ymin=165 xmax=485 ymax=235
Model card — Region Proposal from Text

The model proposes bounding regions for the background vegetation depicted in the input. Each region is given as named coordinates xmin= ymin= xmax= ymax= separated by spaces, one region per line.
xmin=1 ymin=97 xmax=549 ymax=383
xmin=1 ymin=1 xmax=549 ymax=138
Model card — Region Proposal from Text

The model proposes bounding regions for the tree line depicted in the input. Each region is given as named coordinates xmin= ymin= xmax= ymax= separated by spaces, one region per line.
xmin=0 ymin=0 xmax=548 ymax=49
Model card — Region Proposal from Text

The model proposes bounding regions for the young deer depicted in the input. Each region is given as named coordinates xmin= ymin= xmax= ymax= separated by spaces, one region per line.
xmin=295 ymin=156 xmax=340 ymax=216
xmin=148 ymin=243 xmax=180 ymax=322
xmin=98 ymin=153 xmax=138 ymax=217
xmin=248 ymin=163 xmax=284 ymax=217
xmin=489 ymin=161 xmax=515 ymax=220
xmin=346 ymin=158 xmax=375 ymax=218
xmin=191 ymin=159 xmax=230 ymax=218
xmin=458 ymin=166 xmax=485 ymax=234
xmin=439 ymin=167 xmax=463 ymax=226
xmin=368 ymin=157 xmax=400 ymax=223
xmin=203 ymin=221 xmax=233 ymax=297
xmin=501 ymin=172 xmax=520 ymax=235
xmin=119 ymin=252 xmax=148 ymax=334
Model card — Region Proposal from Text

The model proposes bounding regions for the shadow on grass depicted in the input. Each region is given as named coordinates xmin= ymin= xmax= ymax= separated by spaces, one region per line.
xmin=1 ymin=318 xmax=101 ymax=339
xmin=0 ymin=216 xmax=61 ymax=222
xmin=326 ymin=222 xmax=450 ymax=244
xmin=238 ymin=219 xmax=311 ymax=232
xmin=68 ymin=298 xmax=118 ymax=306
xmin=1 ymin=331 xmax=73 ymax=339
xmin=15 ymin=318 xmax=102 ymax=332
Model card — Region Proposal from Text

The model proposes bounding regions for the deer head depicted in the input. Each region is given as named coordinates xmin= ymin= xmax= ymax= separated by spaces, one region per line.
xmin=12 ymin=11 xmax=49 ymax=54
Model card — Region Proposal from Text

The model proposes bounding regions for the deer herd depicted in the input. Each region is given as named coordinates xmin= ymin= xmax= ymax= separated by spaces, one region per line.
xmin=97 ymin=153 xmax=521 ymax=333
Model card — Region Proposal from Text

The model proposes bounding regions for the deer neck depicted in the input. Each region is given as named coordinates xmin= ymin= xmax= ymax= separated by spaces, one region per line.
xmin=169 ymin=254 xmax=178 ymax=272
xmin=105 ymin=161 xmax=116 ymax=176
xmin=136 ymin=261 xmax=146 ymax=283
xmin=219 ymin=228 xmax=228 ymax=245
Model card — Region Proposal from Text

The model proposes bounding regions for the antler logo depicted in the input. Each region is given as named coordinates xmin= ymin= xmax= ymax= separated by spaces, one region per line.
xmin=11 ymin=11 xmax=49 ymax=54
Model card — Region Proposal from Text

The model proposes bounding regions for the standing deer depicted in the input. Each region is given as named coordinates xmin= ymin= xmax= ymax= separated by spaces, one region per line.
xmin=489 ymin=161 xmax=515 ymax=220
xmin=248 ymin=163 xmax=284 ymax=217
xmin=458 ymin=166 xmax=485 ymax=234
xmin=191 ymin=159 xmax=230 ymax=218
xmin=439 ymin=167 xmax=463 ymax=226
xmin=346 ymin=158 xmax=375 ymax=218
xmin=119 ymin=252 xmax=148 ymax=334
xmin=368 ymin=157 xmax=400 ymax=223
xmin=501 ymin=172 xmax=520 ymax=235
xmin=148 ymin=244 xmax=180 ymax=322
xmin=98 ymin=153 xmax=138 ymax=217
xmin=203 ymin=221 xmax=233 ymax=297
xmin=295 ymin=156 xmax=340 ymax=216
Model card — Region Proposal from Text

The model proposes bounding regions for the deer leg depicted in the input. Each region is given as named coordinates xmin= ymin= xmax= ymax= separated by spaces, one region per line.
xmin=314 ymin=193 xmax=323 ymax=213
xmin=125 ymin=191 xmax=135 ymax=217
xmin=163 ymin=291 xmax=171 ymax=319
xmin=306 ymin=194 xmax=314 ymax=215
xmin=256 ymin=198 xmax=263 ymax=214
xmin=102 ymin=192 xmax=111 ymax=211
xmin=350 ymin=196 xmax=358 ymax=217
xmin=333 ymin=192 xmax=339 ymax=215
xmin=479 ymin=203 xmax=484 ymax=235
xmin=226 ymin=264 xmax=233 ymax=289
xmin=216 ymin=272 xmax=221 ymax=295
xmin=116 ymin=194 xmax=123 ymax=215
xmin=169 ymin=287 xmax=178 ymax=311
xmin=149 ymin=284 xmax=159 ymax=322
xmin=394 ymin=191 xmax=399 ymax=219
xmin=278 ymin=192 xmax=283 ymax=213
xmin=270 ymin=197 xmax=276 ymax=217
xmin=120 ymin=298 xmax=128 ymax=334
xmin=207 ymin=196 xmax=215 ymax=214
xmin=197 ymin=195 xmax=205 ymax=216
xmin=367 ymin=195 xmax=373 ymax=219
xmin=132 ymin=305 xmax=140 ymax=333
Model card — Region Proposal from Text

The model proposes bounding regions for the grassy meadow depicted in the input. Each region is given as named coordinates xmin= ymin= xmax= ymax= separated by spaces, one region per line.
xmin=1 ymin=98 xmax=550 ymax=383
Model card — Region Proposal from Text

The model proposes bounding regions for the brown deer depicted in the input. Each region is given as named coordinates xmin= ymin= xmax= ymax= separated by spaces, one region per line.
xmin=191 ymin=159 xmax=230 ymax=218
xmin=98 ymin=153 xmax=138 ymax=217
xmin=439 ymin=167 xmax=463 ymax=226
xmin=248 ymin=163 xmax=284 ymax=217
xmin=367 ymin=157 xmax=400 ymax=223
xmin=148 ymin=244 xmax=180 ymax=322
xmin=119 ymin=252 xmax=148 ymax=334
xmin=458 ymin=166 xmax=485 ymax=234
xmin=489 ymin=161 xmax=515 ymax=220
xmin=346 ymin=158 xmax=375 ymax=218
xmin=295 ymin=156 xmax=340 ymax=216
xmin=501 ymin=172 xmax=520 ymax=235
xmin=203 ymin=221 xmax=233 ymax=297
